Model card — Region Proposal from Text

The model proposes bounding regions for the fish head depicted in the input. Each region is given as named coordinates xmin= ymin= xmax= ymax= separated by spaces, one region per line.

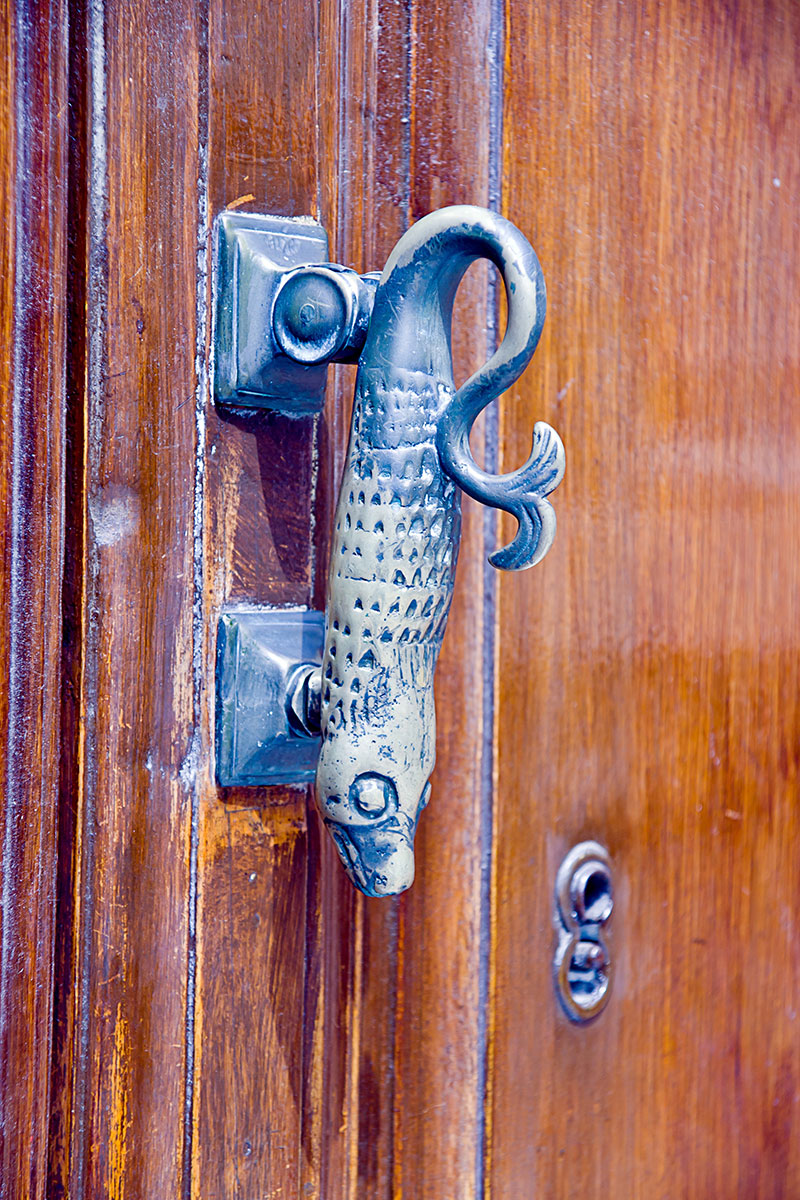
xmin=315 ymin=700 xmax=435 ymax=897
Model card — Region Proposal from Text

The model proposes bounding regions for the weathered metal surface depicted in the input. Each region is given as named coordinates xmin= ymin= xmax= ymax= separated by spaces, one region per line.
xmin=553 ymin=842 xmax=614 ymax=1022
xmin=316 ymin=205 xmax=564 ymax=896
xmin=216 ymin=609 xmax=324 ymax=785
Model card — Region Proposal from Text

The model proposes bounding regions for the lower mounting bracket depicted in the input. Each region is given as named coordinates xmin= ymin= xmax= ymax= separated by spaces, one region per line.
xmin=216 ymin=608 xmax=324 ymax=786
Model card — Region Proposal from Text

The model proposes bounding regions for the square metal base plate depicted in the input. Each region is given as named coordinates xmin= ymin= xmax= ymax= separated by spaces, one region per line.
xmin=216 ymin=608 xmax=324 ymax=786
xmin=214 ymin=212 xmax=330 ymax=412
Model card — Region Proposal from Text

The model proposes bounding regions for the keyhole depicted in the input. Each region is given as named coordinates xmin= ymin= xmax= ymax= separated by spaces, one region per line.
xmin=567 ymin=938 xmax=609 ymax=1007
xmin=570 ymin=860 xmax=613 ymax=925
xmin=554 ymin=842 xmax=614 ymax=1022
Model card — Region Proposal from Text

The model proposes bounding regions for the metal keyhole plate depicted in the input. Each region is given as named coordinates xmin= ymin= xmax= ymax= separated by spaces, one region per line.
xmin=553 ymin=841 xmax=614 ymax=1022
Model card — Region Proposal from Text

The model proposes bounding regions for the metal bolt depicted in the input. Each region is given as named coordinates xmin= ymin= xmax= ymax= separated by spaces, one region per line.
xmin=286 ymin=665 xmax=323 ymax=738
xmin=273 ymin=267 xmax=355 ymax=363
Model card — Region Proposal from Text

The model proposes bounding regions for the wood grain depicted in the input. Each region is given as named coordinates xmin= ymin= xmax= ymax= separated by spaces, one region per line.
xmin=49 ymin=0 xmax=201 ymax=1193
xmin=7 ymin=0 xmax=793 ymax=1193
xmin=489 ymin=0 xmax=800 ymax=1195
xmin=190 ymin=0 xmax=327 ymax=1194
xmin=315 ymin=2 xmax=505 ymax=1196
xmin=0 ymin=1 xmax=68 ymax=1196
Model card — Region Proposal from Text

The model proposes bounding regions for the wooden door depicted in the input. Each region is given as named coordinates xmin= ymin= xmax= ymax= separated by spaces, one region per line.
xmin=2 ymin=0 xmax=799 ymax=1197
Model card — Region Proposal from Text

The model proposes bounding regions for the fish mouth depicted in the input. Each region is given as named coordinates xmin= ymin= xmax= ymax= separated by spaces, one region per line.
xmin=327 ymin=817 xmax=415 ymax=897
xmin=323 ymin=779 xmax=432 ymax=897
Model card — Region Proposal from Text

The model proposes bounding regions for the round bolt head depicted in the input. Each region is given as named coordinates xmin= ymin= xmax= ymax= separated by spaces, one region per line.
xmin=273 ymin=268 xmax=353 ymax=363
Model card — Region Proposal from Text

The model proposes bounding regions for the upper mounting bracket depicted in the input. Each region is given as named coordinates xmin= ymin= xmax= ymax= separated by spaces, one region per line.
xmin=214 ymin=212 xmax=378 ymax=413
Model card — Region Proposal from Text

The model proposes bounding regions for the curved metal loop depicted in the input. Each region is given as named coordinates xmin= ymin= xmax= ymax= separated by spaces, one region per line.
xmin=373 ymin=205 xmax=565 ymax=570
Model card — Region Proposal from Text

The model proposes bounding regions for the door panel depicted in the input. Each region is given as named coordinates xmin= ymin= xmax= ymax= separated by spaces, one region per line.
xmin=49 ymin=0 xmax=202 ymax=1192
xmin=491 ymin=2 xmax=800 ymax=1195
xmin=192 ymin=0 xmax=328 ymax=1193
xmin=4 ymin=0 xmax=797 ymax=1196
xmin=0 ymin=0 xmax=67 ymax=1194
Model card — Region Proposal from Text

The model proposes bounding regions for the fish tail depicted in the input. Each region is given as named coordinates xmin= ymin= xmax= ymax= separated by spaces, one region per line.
xmin=439 ymin=414 xmax=565 ymax=571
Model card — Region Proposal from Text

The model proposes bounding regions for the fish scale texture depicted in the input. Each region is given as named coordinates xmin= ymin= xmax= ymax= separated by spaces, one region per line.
xmin=322 ymin=366 xmax=461 ymax=738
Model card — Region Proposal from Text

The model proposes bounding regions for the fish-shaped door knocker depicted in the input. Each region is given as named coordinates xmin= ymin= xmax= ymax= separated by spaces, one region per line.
xmin=314 ymin=207 xmax=564 ymax=896
xmin=214 ymin=205 xmax=563 ymax=895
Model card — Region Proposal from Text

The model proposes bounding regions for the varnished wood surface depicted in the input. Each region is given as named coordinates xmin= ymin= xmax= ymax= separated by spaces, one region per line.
xmin=0 ymin=1 xmax=68 ymax=1195
xmin=490 ymin=1 xmax=800 ymax=1196
xmin=191 ymin=0 xmax=327 ymax=1193
xmin=3 ymin=0 xmax=793 ymax=1195
xmin=49 ymin=0 xmax=200 ymax=1192
xmin=193 ymin=1 xmax=504 ymax=1196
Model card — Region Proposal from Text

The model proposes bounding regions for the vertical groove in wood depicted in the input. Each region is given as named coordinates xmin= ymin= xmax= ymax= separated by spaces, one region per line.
xmin=489 ymin=1 xmax=800 ymax=1195
xmin=301 ymin=5 xmax=343 ymax=1193
xmin=480 ymin=2 xmax=505 ymax=1194
xmin=324 ymin=4 xmax=408 ymax=1196
xmin=191 ymin=0 xmax=327 ymax=1194
xmin=48 ymin=0 xmax=203 ymax=1193
xmin=48 ymin=0 xmax=88 ymax=1189
xmin=397 ymin=1 xmax=498 ymax=1195
xmin=321 ymin=2 xmax=501 ymax=1195
xmin=182 ymin=1 xmax=210 ymax=1193
xmin=0 ymin=0 xmax=68 ymax=1195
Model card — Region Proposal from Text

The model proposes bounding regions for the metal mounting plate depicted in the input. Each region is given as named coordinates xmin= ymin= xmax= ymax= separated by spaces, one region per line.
xmin=216 ymin=608 xmax=324 ymax=786
xmin=214 ymin=212 xmax=330 ymax=412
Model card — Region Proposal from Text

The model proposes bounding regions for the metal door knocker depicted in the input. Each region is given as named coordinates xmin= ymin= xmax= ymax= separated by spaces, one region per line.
xmin=214 ymin=206 xmax=564 ymax=896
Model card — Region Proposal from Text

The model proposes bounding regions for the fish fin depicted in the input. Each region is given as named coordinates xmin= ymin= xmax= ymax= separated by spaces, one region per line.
xmin=440 ymin=418 xmax=565 ymax=571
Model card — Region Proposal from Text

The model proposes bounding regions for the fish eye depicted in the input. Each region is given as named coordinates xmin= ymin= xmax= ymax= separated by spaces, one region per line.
xmin=349 ymin=772 xmax=397 ymax=818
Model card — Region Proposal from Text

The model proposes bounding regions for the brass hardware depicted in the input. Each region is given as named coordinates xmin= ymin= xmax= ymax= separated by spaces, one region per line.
xmin=213 ymin=207 xmax=565 ymax=897
xmin=553 ymin=842 xmax=614 ymax=1021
